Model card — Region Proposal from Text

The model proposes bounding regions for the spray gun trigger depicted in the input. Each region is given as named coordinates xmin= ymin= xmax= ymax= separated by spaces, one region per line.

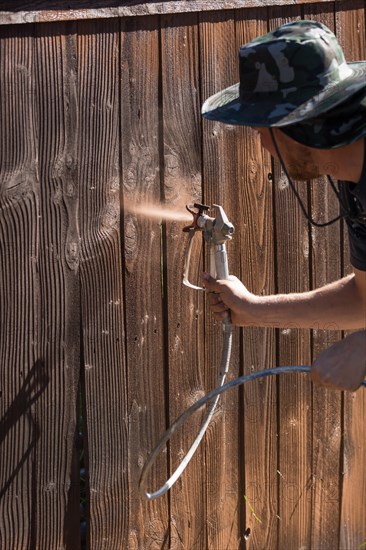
xmin=183 ymin=203 xmax=210 ymax=233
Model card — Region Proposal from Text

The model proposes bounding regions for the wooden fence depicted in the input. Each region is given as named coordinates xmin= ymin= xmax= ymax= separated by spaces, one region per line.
xmin=0 ymin=1 xmax=365 ymax=548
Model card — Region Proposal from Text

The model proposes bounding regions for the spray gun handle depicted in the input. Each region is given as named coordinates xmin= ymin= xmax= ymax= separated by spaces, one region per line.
xmin=183 ymin=203 xmax=234 ymax=289
xmin=211 ymin=243 xmax=229 ymax=280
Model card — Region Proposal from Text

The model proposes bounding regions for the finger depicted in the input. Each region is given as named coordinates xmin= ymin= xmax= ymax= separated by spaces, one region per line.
xmin=210 ymin=302 xmax=229 ymax=314
xmin=207 ymin=292 xmax=224 ymax=306
xmin=213 ymin=310 xmax=229 ymax=321
xmin=202 ymin=272 xmax=221 ymax=292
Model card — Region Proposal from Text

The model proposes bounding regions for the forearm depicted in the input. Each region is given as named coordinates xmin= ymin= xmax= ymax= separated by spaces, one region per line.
xmin=251 ymin=274 xmax=366 ymax=330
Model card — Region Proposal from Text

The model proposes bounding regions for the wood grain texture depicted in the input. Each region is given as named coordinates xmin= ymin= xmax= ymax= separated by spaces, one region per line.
xmin=120 ymin=16 xmax=169 ymax=549
xmin=302 ymin=6 xmax=343 ymax=550
xmin=77 ymin=19 xmax=129 ymax=549
xmin=160 ymin=12 xmax=207 ymax=549
xmin=0 ymin=22 xmax=81 ymax=549
xmin=234 ymin=10 xmax=279 ymax=550
xmin=0 ymin=26 xmax=41 ymax=550
xmin=199 ymin=11 xmax=242 ymax=549
xmin=268 ymin=6 xmax=313 ymax=549
xmin=34 ymin=23 xmax=81 ymax=550
xmin=1 ymin=3 xmax=366 ymax=549
xmin=336 ymin=3 xmax=366 ymax=549
xmin=0 ymin=0 xmax=337 ymax=26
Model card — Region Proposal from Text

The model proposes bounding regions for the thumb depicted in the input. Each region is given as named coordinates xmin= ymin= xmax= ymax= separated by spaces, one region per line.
xmin=202 ymin=272 xmax=219 ymax=291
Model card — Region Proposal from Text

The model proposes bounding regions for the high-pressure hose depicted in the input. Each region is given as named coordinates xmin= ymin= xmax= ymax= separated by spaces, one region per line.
xmin=139 ymin=320 xmax=232 ymax=500
xmin=139 ymin=362 xmax=366 ymax=499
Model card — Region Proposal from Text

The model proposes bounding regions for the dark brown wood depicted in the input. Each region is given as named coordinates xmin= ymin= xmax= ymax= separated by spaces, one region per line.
xmin=234 ymin=10 xmax=279 ymax=550
xmin=0 ymin=0 xmax=338 ymax=25
xmin=336 ymin=3 xmax=366 ymax=549
xmin=268 ymin=6 xmax=313 ymax=549
xmin=0 ymin=22 xmax=81 ymax=549
xmin=199 ymin=11 xmax=242 ymax=549
xmin=77 ymin=19 xmax=129 ymax=548
xmin=120 ymin=15 xmax=169 ymax=548
xmin=160 ymin=12 xmax=207 ymax=548
xmin=34 ymin=23 xmax=81 ymax=550
xmin=301 ymin=6 xmax=343 ymax=550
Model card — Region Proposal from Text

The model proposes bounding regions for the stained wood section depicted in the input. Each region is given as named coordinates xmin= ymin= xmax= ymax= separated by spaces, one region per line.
xmin=302 ymin=5 xmax=344 ymax=550
xmin=77 ymin=19 xmax=129 ymax=548
xmin=200 ymin=11 xmax=242 ymax=549
xmin=0 ymin=22 xmax=81 ymax=549
xmin=234 ymin=10 xmax=279 ymax=550
xmin=120 ymin=16 xmax=169 ymax=548
xmin=268 ymin=6 xmax=313 ymax=549
xmin=0 ymin=0 xmax=337 ymax=25
xmin=34 ymin=23 xmax=81 ymax=550
xmin=160 ymin=13 xmax=206 ymax=548
xmin=336 ymin=3 xmax=366 ymax=549
xmin=0 ymin=27 xmax=38 ymax=549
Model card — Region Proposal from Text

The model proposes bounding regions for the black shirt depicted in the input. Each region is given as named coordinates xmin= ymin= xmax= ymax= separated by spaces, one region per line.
xmin=339 ymin=140 xmax=366 ymax=271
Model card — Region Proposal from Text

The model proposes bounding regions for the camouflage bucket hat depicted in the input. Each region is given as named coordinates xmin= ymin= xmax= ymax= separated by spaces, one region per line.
xmin=201 ymin=20 xmax=366 ymax=128
xmin=280 ymin=86 xmax=366 ymax=148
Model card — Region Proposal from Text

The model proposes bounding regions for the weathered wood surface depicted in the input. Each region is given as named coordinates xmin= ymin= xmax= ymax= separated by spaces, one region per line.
xmin=269 ymin=5 xmax=313 ymax=549
xmin=120 ymin=16 xmax=170 ymax=549
xmin=0 ymin=0 xmax=339 ymax=25
xmin=77 ymin=18 xmax=130 ymax=548
xmin=1 ymin=2 xmax=366 ymax=549
xmin=234 ymin=9 xmax=279 ymax=549
xmin=0 ymin=22 xmax=81 ymax=549
xmin=302 ymin=6 xmax=343 ymax=550
xmin=336 ymin=3 xmax=366 ymax=549
xmin=200 ymin=10 xmax=242 ymax=549
xmin=161 ymin=12 xmax=207 ymax=548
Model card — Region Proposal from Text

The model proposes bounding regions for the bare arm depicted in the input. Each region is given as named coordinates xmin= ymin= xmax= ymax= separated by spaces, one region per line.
xmin=203 ymin=267 xmax=366 ymax=330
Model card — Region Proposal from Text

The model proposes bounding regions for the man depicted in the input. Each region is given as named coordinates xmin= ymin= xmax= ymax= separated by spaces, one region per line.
xmin=201 ymin=20 xmax=366 ymax=391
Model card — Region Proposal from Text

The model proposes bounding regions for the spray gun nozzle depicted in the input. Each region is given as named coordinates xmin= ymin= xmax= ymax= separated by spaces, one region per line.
xmin=183 ymin=203 xmax=211 ymax=232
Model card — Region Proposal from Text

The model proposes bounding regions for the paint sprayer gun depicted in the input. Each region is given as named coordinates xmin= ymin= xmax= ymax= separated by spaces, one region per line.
xmin=182 ymin=203 xmax=234 ymax=290
xmin=139 ymin=203 xmax=235 ymax=500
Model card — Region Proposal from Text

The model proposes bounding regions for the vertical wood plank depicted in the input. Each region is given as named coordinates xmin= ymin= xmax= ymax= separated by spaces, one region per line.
xmin=234 ymin=9 xmax=279 ymax=550
xmin=120 ymin=16 xmax=170 ymax=549
xmin=302 ymin=6 xmax=344 ymax=550
xmin=160 ymin=12 xmax=205 ymax=549
xmin=34 ymin=22 xmax=81 ymax=550
xmin=0 ymin=22 xmax=81 ymax=548
xmin=336 ymin=3 xmax=366 ymax=548
xmin=0 ymin=25 xmax=40 ymax=550
xmin=200 ymin=10 xmax=242 ymax=549
xmin=268 ymin=7 xmax=313 ymax=550
xmin=77 ymin=19 xmax=129 ymax=549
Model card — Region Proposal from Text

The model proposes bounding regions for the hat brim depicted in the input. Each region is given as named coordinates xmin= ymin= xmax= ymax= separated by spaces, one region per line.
xmin=201 ymin=61 xmax=366 ymax=127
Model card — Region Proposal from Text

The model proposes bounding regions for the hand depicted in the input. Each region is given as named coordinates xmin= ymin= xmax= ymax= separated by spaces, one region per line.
xmin=311 ymin=331 xmax=366 ymax=391
xmin=202 ymin=272 xmax=258 ymax=326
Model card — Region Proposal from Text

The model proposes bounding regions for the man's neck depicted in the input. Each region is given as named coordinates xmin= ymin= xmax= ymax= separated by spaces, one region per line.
xmin=318 ymin=138 xmax=365 ymax=183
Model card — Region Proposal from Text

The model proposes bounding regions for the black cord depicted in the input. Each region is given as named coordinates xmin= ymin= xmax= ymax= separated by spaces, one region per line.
xmin=269 ymin=128 xmax=350 ymax=228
